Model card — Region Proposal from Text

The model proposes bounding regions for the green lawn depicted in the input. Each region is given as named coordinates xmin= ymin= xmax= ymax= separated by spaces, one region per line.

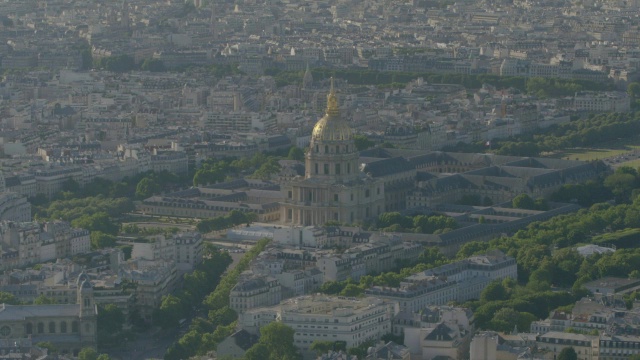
xmin=615 ymin=158 xmax=640 ymax=169
xmin=550 ymin=137 xmax=640 ymax=161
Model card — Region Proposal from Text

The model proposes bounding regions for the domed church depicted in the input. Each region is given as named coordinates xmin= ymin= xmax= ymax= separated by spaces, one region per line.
xmin=281 ymin=79 xmax=385 ymax=226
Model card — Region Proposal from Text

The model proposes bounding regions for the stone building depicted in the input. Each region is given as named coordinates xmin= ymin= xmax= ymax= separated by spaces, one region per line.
xmin=281 ymin=79 xmax=384 ymax=225
xmin=0 ymin=273 xmax=97 ymax=356
xmin=238 ymin=295 xmax=397 ymax=352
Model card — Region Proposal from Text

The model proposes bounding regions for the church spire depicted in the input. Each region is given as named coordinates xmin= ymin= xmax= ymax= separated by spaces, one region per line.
xmin=326 ymin=77 xmax=339 ymax=116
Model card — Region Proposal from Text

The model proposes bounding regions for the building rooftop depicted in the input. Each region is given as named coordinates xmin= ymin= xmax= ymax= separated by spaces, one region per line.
xmin=0 ymin=304 xmax=81 ymax=321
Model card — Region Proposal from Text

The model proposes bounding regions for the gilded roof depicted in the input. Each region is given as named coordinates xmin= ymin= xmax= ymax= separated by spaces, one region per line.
xmin=311 ymin=78 xmax=353 ymax=142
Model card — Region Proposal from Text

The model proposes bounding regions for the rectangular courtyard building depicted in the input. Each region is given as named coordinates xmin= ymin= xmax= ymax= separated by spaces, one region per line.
xmin=239 ymin=295 xmax=398 ymax=352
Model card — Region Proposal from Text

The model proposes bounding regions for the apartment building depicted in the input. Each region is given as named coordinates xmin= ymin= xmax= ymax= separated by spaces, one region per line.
xmin=150 ymin=151 xmax=189 ymax=175
xmin=0 ymin=192 xmax=31 ymax=223
xmin=202 ymin=112 xmax=265 ymax=132
xmin=118 ymin=259 xmax=178 ymax=322
xmin=3 ymin=173 xmax=36 ymax=199
xmin=33 ymin=167 xmax=83 ymax=199
xmin=599 ymin=335 xmax=640 ymax=360
xmin=0 ymin=221 xmax=91 ymax=270
xmin=229 ymin=275 xmax=282 ymax=314
xmin=0 ymin=222 xmax=42 ymax=269
xmin=173 ymin=232 xmax=203 ymax=273
xmin=572 ymin=91 xmax=630 ymax=113
xmin=366 ymin=251 xmax=517 ymax=313
xmin=536 ymin=332 xmax=598 ymax=360
xmin=239 ymin=295 xmax=397 ymax=351
xmin=316 ymin=238 xmax=422 ymax=282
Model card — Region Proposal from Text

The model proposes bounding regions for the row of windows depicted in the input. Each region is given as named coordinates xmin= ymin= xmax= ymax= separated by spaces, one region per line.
xmin=314 ymin=145 xmax=351 ymax=154
xmin=314 ymin=163 xmax=351 ymax=175
xmin=25 ymin=321 xmax=83 ymax=335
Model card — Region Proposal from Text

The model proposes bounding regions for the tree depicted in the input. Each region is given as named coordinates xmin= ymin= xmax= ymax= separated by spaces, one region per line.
xmin=78 ymin=348 xmax=98 ymax=360
xmin=208 ymin=306 xmax=237 ymax=325
xmin=90 ymin=231 xmax=117 ymax=249
xmin=378 ymin=212 xmax=412 ymax=229
xmin=250 ymin=158 xmax=281 ymax=180
xmin=480 ymin=280 xmax=509 ymax=302
xmin=118 ymin=244 xmax=133 ymax=260
xmin=488 ymin=308 xmax=536 ymax=333
xmin=287 ymin=146 xmax=305 ymax=161
xmin=257 ymin=322 xmax=301 ymax=360
xmin=0 ymin=292 xmax=20 ymax=305
xmin=604 ymin=171 xmax=639 ymax=203
xmin=628 ymin=82 xmax=640 ymax=99
xmin=135 ymin=177 xmax=161 ymax=199
xmin=353 ymin=134 xmax=375 ymax=151
xmin=177 ymin=330 xmax=202 ymax=354
xmin=245 ymin=343 xmax=270 ymax=360
xmin=140 ymin=58 xmax=165 ymax=72
xmin=73 ymin=212 xmax=118 ymax=235
xmin=164 ymin=343 xmax=189 ymax=360
xmin=339 ymin=284 xmax=364 ymax=297
xmin=310 ymin=341 xmax=335 ymax=355
xmin=97 ymin=304 xmax=125 ymax=346
xmin=36 ymin=342 xmax=57 ymax=354
xmin=98 ymin=304 xmax=125 ymax=335
xmin=348 ymin=340 xmax=375 ymax=358
xmin=319 ymin=281 xmax=346 ymax=295
xmin=61 ymin=179 xmax=81 ymax=193
xmin=33 ymin=295 xmax=56 ymax=305
xmin=557 ymin=347 xmax=578 ymax=360
xmin=156 ymin=294 xmax=185 ymax=329
xmin=512 ymin=194 xmax=536 ymax=210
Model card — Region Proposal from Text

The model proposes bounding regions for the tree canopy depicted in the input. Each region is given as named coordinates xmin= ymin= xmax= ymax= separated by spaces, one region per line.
xmin=244 ymin=322 xmax=302 ymax=360
xmin=558 ymin=347 xmax=578 ymax=360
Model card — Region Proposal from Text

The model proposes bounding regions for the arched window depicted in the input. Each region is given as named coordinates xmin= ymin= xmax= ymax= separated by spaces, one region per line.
xmin=37 ymin=323 xmax=44 ymax=334
xmin=60 ymin=322 xmax=67 ymax=333
xmin=26 ymin=323 xmax=33 ymax=335
xmin=72 ymin=321 xmax=79 ymax=333
xmin=49 ymin=322 xmax=56 ymax=334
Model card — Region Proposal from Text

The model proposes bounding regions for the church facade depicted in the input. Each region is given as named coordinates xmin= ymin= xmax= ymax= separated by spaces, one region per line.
xmin=281 ymin=80 xmax=385 ymax=226
xmin=0 ymin=273 xmax=97 ymax=355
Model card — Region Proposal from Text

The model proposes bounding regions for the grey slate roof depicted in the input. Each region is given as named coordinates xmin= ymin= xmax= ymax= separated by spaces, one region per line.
xmin=361 ymin=157 xmax=414 ymax=177
xmin=0 ymin=304 xmax=80 ymax=321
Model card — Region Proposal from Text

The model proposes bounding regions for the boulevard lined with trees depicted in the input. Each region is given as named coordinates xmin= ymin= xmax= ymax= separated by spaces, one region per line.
xmin=164 ymin=238 xmax=270 ymax=360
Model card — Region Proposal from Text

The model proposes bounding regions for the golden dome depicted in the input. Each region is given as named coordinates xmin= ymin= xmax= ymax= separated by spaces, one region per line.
xmin=311 ymin=78 xmax=353 ymax=142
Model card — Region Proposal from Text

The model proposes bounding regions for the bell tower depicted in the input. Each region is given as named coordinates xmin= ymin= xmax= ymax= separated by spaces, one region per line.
xmin=76 ymin=273 xmax=97 ymax=347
